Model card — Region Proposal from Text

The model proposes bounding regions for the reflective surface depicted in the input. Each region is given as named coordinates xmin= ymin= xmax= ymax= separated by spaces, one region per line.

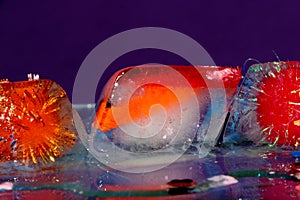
xmin=1 ymin=104 xmax=300 ymax=199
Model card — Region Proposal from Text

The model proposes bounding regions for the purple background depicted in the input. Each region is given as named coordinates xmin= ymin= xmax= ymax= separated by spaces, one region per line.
xmin=0 ymin=1 xmax=300 ymax=101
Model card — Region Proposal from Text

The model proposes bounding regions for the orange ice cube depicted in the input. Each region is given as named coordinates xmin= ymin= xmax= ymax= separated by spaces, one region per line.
xmin=0 ymin=78 xmax=76 ymax=165
xmin=94 ymin=65 xmax=242 ymax=132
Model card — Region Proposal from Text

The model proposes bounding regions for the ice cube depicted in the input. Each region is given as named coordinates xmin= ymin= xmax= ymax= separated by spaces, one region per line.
xmin=92 ymin=65 xmax=241 ymax=152
xmin=225 ymin=61 xmax=300 ymax=148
